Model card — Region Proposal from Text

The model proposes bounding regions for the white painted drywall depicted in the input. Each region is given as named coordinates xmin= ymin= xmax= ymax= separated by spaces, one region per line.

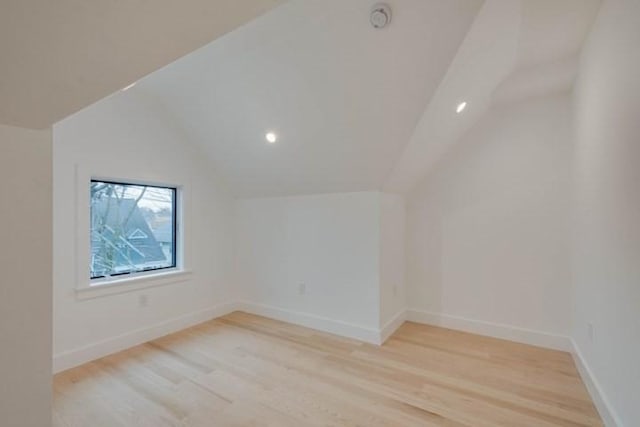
xmin=52 ymin=90 xmax=236 ymax=370
xmin=379 ymin=193 xmax=406 ymax=328
xmin=0 ymin=124 xmax=52 ymax=427
xmin=235 ymin=192 xmax=381 ymax=331
xmin=572 ymin=0 xmax=640 ymax=424
xmin=406 ymin=93 xmax=573 ymax=339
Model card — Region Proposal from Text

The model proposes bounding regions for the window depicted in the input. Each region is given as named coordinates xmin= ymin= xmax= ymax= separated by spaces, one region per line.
xmin=90 ymin=180 xmax=177 ymax=280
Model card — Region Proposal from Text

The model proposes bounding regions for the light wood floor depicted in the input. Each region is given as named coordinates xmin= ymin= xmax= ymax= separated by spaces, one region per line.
xmin=53 ymin=312 xmax=602 ymax=426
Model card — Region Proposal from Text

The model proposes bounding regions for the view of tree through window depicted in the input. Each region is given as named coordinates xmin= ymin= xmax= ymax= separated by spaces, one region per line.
xmin=90 ymin=180 xmax=177 ymax=279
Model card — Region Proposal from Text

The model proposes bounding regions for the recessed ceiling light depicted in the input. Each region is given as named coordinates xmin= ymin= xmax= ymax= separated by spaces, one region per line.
xmin=456 ymin=101 xmax=467 ymax=114
xmin=265 ymin=132 xmax=277 ymax=144
xmin=121 ymin=82 xmax=137 ymax=91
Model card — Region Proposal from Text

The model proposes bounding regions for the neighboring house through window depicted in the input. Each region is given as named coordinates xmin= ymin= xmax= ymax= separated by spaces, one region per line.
xmin=90 ymin=180 xmax=177 ymax=280
xmin=128 ymin=229 xmax=149 ymax=240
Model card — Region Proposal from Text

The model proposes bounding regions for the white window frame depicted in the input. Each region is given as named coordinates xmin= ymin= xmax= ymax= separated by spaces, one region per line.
xmin=74 ymin=165 xmax=192 ymax=300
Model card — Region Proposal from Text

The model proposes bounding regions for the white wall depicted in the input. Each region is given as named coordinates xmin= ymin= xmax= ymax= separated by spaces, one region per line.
xmin=0 ymin=124 xmax=52 ymax=427
xmin=406 ymin=93 xmax=573 ymax=347
xmin=572 ymin=0 xmax=640 ymax=424
xmin=379 ymin=193 xmax=406 ymax=328
xmin=235 ymin=192 xmax=381 ymax=335
xmin=52 ymin=91 xmax=236 ymax=371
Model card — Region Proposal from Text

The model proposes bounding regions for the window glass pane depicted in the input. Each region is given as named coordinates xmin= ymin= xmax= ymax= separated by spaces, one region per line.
xmin=90 ymin=180 xmax=176 ymax=279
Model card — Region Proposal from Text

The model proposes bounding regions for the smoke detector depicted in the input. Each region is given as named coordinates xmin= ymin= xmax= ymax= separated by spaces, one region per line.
xmin=370 ymin=3 xmax=392 ymax=29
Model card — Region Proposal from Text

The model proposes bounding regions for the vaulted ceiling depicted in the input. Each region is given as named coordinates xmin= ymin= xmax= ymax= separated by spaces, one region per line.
xmin=140 ymin=0 xmax=484 ymax=197
xmin=136 ymin=0 xmax=599 ymax=197
xmin=0 ymin=0 xmax=285 ymax=129
xmin=21 ymin=0 xmax=600 ymax=196
xmin=385 ymin=0 xmax=601 ymax=192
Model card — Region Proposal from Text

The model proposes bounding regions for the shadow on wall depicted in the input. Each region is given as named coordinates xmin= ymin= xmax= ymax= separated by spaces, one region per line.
xmin=406 ymin=93 xmax=573 ymax=343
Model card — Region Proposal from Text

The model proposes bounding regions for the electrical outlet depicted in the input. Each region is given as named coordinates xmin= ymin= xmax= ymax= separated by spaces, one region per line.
xmin=298 ymin=283 xmax=306 ymax=295
xmin=138 ymin=294 xmax=148 ymax=307
xmin=587 ymin=322 xmax=594 ymax=342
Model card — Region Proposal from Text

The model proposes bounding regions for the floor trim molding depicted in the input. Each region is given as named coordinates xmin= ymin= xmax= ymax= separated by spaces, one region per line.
xmin=380 ymin=309 xmax=407 ymax=344
xmin=571 ymin=339 xmax=622 ymax=427
xmin=52 ymin=302 xmax=238 ymax=374
xmin=236 ymin=301 xmax=381 ymax=344
xmin=53 ymin=304 xmax=584 ymax=379
xmin=406 ymin=309 xmax=571 ymax=352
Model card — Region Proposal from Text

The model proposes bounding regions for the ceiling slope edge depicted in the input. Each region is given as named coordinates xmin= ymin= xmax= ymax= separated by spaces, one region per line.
xmin=0 ymin=0 xmax=286 ymax=129
xmin=383 ymin=0 xmax=600 ymax=194
xmin=383 ymin=0 xmax=523 ymax=193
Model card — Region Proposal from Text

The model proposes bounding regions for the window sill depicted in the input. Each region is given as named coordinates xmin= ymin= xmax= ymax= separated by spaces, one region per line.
xmin=75 ymin=269 xmax=192 ymax=300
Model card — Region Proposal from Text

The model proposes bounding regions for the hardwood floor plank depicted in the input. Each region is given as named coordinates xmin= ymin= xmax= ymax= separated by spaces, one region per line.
xmin=53 ymin=312 xmax=602 ymax=427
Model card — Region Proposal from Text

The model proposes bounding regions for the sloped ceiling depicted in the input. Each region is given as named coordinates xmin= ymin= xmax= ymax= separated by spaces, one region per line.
xmin=139 ymin=0 xmax=484 ymax=197
xmin=37 ymin=0 xmax=600 ymax=196
xmin=384 ymin=0 xmax=601 ymax=192
xmin=0 ymin=0 xmax=285 ymax=129
xmin=137 ymin=0 xmax=600 ymax=197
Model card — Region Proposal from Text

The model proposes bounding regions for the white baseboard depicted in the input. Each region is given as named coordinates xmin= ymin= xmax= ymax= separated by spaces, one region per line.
xmin=571 ymin=339 xmax=622 ymax=427
xmin=379 ymin=309 xmax=407 ymax=344
xmin=53 ymin=301 xmax=399 ymax=374
xmin=236 ymin=301 xmax=381 ymax=344
xmin=53 ymin=302 xmax=238 ymax=373
xmin=406 ymin=309 xmax=571 ymax=352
